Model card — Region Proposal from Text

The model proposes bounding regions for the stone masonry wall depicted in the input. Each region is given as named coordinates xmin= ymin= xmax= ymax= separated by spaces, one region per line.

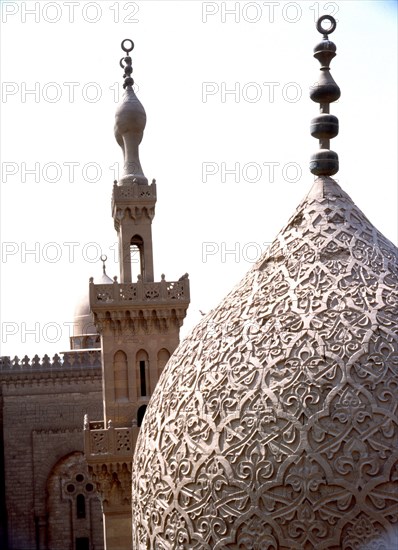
xmin=1 ymin=362 xmax=103 ymax=550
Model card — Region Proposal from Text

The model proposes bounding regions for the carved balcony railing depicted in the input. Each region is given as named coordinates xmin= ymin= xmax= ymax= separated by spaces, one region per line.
xmin=112 ymin=179 xmax=157 ymax=203
xmin=84 ymin=419 xmax=137 ymax=463
xmin=89 ymin=276 xmax=190 ymax=308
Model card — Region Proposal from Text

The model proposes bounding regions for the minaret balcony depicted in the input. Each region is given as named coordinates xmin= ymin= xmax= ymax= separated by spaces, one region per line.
xmin=89 ymin=276 xmax=190 ymax=310
xmin=84 ymin=417 xmax=137 ymax=463
xmin=112 ymin=179 xmax=157 ymax=206
xmin=112 ymin=180 xmax=158 ymax=229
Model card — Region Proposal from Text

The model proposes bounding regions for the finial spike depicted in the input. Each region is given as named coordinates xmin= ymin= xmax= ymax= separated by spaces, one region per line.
xmin=309 ymin=15 xmax=340 ymax=177
xmin=100 ymin=254 xmax=107 ymax=274
xmin=120 ymin=39 xmax=134 ymax=89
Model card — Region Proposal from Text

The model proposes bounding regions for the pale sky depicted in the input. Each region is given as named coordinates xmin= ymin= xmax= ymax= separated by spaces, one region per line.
xmin=0 ymin=0 xmax=397 ymax=359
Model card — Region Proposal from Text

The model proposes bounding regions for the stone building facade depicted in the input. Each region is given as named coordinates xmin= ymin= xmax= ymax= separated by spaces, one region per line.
xmin=0 ymin=350 xmax=105 ymax=550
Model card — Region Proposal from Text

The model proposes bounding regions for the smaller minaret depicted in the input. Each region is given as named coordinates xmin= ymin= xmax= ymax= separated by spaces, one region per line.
xmin=113 ymin=39 xmax=156 ymax=284
xmin=309 ymin=15 xmax=340 ymax=176
xmin=84 ymin=39 xmax=190 ymax=550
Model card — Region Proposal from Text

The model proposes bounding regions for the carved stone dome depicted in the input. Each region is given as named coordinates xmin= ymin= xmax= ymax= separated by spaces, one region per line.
xmin=131 ymin=176 xmax=398 ymax=549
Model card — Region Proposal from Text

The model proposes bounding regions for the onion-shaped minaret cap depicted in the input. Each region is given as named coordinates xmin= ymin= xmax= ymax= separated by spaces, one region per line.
xmin=310 ymin=16 xmax=340 ymax=177
xmin=114 ymin=38 xmax=148 ymax=186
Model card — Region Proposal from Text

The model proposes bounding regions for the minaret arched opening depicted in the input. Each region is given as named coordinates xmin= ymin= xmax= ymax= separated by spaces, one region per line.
xmin=130 ymin=235 xmax=144 ymax=281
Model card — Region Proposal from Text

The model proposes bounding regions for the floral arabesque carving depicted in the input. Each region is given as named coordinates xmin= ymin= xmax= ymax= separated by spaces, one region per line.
xmin=89 ymin=462 xmax=131 ymax=510
xmin=132 ymin=177 xmax=398 ymax=549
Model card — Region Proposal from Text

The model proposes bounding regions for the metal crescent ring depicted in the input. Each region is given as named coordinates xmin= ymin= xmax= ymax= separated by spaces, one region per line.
xmin=316 ymin=15 xmax=337 ymax=35
xmin=121 ymin=39 xmax=134 ymax=53
xmin=120 ymin=57 xmax=126 ymax=69
xmin=100 ymin=254 xmax=108 ymax=262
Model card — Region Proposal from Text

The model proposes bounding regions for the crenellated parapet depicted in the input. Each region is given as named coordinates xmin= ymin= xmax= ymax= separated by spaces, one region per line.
xmin=0 ymin=350 xmax=101 ymax=372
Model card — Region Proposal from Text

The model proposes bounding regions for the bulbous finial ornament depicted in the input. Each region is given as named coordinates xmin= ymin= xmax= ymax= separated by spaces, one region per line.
xmin=310 ymin=15 xmax=340 ymax=176
xmin=114 ymin=38 xmax=148 ymax=185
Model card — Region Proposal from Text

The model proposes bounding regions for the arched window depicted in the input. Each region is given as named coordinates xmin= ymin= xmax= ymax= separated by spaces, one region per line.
xmin=136 ymin=350 xmax=149 ymax=397
xmin=114 ymin=350 xmax=128 ymax=402
xmin=139 ymin=360 xmax=146 ymax=396
xmin=76 ymin=494 xmax=86 ymax=519
xmin=137 ymin=405 xmax=147 ymax=427
xmin=157 ymin=348 xmax=170 ymax=376
xmin=47 ymin=453 xmax=102 ymax=549
xmin=130 ymin=235 xmax=144 ymax=280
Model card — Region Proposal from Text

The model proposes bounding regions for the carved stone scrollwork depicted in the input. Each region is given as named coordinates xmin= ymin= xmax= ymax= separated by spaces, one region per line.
xmin=144 ymin=284 xmax=160 ymax=300
xmin=167 ymin=281 xmax=186 ymax=299
xmin=91 ymin=431 xmax=108 ymax=454
xmin=119 ymin=284 xmax=138 ymax=300
xmin=89 ymin=462 xmax=132 ymax=511
xmin=131 ymin=177 xmax=398 ymax=549
xmin=115 ymin=430 xmax=133 ymax=453
xmin=86 ymin=426 xmax=133 ymax=458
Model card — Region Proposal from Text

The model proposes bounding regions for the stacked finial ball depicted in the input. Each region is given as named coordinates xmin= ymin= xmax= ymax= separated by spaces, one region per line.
xmin=310 ymin=15 xmax=340 ymax=176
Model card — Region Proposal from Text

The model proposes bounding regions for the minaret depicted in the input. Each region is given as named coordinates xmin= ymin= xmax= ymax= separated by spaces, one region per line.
xmin=113 ymin=39 xmax=155 ymax=284
xmin=84 ymin=39 xmax=190 ymax=550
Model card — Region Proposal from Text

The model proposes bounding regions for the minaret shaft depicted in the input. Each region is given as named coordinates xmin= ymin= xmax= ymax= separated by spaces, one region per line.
xmin=113 ymin=180 xmax=156 ymax=284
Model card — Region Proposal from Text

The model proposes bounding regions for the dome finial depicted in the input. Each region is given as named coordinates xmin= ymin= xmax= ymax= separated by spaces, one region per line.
xmin=309 ymin=15 xmax=340 ymax=176
xmin=120 ymin=39 xmax=134 ymax=89
xmin=99 ymin=254 xmax=113 ymax=283
xmin=100 ymin=254 xmax=107 ymax=275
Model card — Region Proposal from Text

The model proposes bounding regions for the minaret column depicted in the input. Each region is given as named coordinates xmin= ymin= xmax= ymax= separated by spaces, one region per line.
xmin=113 ymin=190 xmax=156 ymax=284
